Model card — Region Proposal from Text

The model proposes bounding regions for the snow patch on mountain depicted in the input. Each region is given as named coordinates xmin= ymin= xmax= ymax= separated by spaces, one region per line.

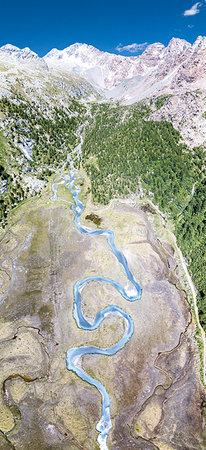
xmin=42 ymin=36 xmax=206 ymax=95
xmin=0 ymin=36 xmax=206 ymax=114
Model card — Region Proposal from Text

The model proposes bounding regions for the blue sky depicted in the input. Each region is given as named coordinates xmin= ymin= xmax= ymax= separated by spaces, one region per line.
xmin=0 ymin=0 xmax=206 ymax=56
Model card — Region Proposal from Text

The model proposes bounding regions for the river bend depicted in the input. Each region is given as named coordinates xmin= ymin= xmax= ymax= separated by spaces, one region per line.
xmin=54 ymin=169 xmax=142 ymax=450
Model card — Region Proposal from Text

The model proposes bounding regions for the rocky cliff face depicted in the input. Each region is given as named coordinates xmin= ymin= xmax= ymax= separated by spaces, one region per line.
xmin=148 ymin=91 xmax=206 ymax=148
xmin=107 ymin=36 xmax=206 ymax=104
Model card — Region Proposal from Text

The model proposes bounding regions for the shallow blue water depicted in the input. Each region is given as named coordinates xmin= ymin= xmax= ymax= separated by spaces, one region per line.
xmin=62 ymin=170 xmax=142 ymax=450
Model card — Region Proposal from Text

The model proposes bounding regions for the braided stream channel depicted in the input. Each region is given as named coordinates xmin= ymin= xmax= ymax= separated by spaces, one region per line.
xmin=53 ymin=169 xmax=142 ymax=449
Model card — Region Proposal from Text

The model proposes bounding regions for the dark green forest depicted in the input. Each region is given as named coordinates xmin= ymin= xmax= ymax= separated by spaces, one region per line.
xmin=176 ymin=178 xmax=206 ymax=328
xmin=81 ymin=102 xmax=206 ymax=330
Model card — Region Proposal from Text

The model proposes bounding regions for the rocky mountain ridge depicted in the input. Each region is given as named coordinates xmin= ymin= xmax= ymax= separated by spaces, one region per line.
xmin=107 ymin=36 xmax=206 ymax=102
xmin=1 ymin=36 xmax=206 ymax=95
xmin=44 ymin=37 xmax=202 ymax=92
xmin=0 ymin=44 xmax=41 ymax=61
xmin=1 ymin=36 xmax=206 ymax=149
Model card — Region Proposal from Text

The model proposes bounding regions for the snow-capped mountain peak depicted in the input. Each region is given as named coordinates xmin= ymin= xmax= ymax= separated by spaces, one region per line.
xmin=193 ymin=35 xmax=206 ymax=50
xmin=1 ymin=44 xmax=20 ymax=53
xmin=43 ymin=37 xmax=206 ymax=91
xmin=44 ymin=43 xmax=102 ymax=67
xmin=165 ymin=37 xmax=191 ymax=54
xmin=0 ymin=43 xmax=39 ymax=60
xmin=142 ymin=42 xmax=165 ymax=56
xmin=0 ymin=36 xmax=206 ymax=101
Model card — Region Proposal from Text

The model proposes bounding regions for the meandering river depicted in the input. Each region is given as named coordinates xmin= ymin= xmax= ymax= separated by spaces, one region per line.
xmin=53 ymin=169 xmax=142 ymax=450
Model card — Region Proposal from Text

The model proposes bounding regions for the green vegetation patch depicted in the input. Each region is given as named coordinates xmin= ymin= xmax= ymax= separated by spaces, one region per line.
xmin=81 ymin=101 xmax=206 ymax=330
xmin=149 ymin=94 xmax=173 ymax=110
xmin=0 ymin=133 xmax=27 ymax=226
xmin=176 ymin=178 xmax=206 ymax=328
xmin=81 ymin=103 xmax=201 ymax=214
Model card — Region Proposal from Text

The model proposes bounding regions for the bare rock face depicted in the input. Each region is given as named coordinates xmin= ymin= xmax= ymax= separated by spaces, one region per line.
xmin=106 ymin=37 xmax=206 ymax=104
xmin=0 ymin=186 xmax=205 ymax=449
xmin=43 ymin=36 xmax=206 ymax=98
xmin=148 ymin=91 xmax=206 ymax=148
xmin=0 ymin=44 xmax=48 ymax=72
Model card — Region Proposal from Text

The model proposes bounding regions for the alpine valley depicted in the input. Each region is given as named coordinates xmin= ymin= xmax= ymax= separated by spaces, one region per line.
xmin=0 ymin=37 xmax=205 ymax=450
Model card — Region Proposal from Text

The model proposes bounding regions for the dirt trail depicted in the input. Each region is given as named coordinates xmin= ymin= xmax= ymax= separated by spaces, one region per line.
xmin=147 ymin=199 xmax=206 ymax=385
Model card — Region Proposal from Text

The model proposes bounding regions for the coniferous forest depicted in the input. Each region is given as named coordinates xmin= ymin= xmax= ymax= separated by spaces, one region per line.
xmin=81 ymin=102 xmax=206 ymax=330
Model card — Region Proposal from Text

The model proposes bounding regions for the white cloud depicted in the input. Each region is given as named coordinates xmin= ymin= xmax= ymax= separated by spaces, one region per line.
xmin=183 ymin=2 xmax=201 ymax=16
xmin=116 ymin=42 xmax=148 ymax=53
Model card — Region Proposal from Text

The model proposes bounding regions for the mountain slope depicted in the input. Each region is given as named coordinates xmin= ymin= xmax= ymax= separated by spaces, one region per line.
xmin=0 ymin=38 xmax=205 ymax=450
xmin=2 ymin=36 xmax=206 ymax=102
xmin=0 ymin=43 xmax=99 ymax=103
xmin=44 ymin=41 xmax=165 ymax=90
xmin=43 ymin=36 xmax=206 ymax=100
xmin=107 ymin=36 xmax=206 ymax=103
xmin=2 ymin=37 xmax=206 ymax=149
